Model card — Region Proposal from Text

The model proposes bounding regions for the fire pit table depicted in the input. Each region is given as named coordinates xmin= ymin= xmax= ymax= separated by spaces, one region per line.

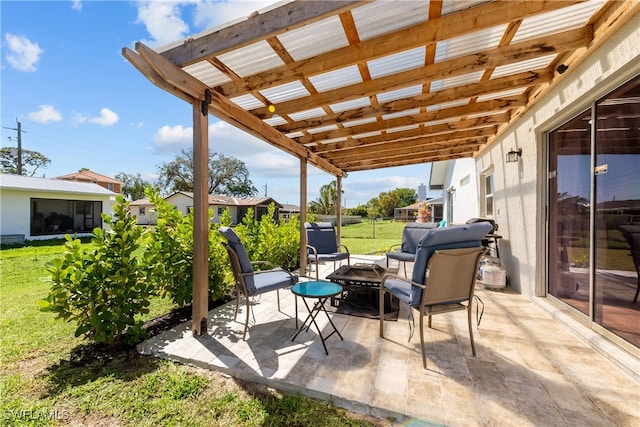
xmin=325 ymin=263 xmax=398 ymax=318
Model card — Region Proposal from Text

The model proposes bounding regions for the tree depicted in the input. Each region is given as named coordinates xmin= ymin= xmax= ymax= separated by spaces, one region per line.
xmin=309 ymin=180 xmax=340 ymax=215
xmin=390 ymin=187 xmax=417 ymax=207
xmin=115 ymin=172 xmax=153 ymax=201
xmin=156 ymin=149 xmax=257 ymax=196
xmin=0 ymin=147 xmax=50 ymax=176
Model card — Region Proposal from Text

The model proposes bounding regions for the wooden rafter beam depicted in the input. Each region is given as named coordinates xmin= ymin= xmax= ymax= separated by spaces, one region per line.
xmin=337 ymin=147 xmax=479 ymax=171
xmin=273 ymin=69 xmax=551 ymax=131
xmin=129 ymin=42 xmax=343 ymax=177
xmin=295 ymin=97 xmax=525 ymax=144
xmin=217 ymin=0 xmax=581 ymax=99
xmin=321 ymin=128 xmax=496 ymax=161
xmin=161 ymin=1 xmax=366 ymax=67
xmin=252 ymin=26 xmax=592 ymax=118
xmin=310 ymin=114 xmax=508 ymax=153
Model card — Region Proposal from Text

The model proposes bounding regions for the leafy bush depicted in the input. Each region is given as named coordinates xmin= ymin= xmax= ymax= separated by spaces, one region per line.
xmin=39 ymin=195 xmax=155 ymax=346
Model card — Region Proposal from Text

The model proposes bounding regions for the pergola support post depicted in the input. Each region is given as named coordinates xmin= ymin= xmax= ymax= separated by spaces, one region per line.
xmin=336 ymin=175 xmax=342 ymax=246
xmin=192 ymin=98 xmax=209 ymax=336
xmin=299 ymin=158 xmax=308 ymax=276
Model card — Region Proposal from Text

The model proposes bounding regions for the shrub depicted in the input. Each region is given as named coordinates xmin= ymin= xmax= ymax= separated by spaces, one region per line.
xmin=39 ymin=195 xmax=155 ymax=346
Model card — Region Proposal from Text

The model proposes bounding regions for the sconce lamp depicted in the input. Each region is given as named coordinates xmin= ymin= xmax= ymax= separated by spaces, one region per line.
xmin=506 ymin=148 xmax=522 ymax=163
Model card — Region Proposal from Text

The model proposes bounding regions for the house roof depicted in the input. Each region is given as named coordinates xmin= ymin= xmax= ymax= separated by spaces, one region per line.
xmin=55 ymin=170 xmax=122 ymax=184
xmin=129 ymin=198 xmax=151 ymax=206
xmin=167 ymin=191 xmax=283 ymax=208
xmin=0 ymin=173 xmax=116 ymax=196
xmin=123 ymin=0 xmax=638 ymax=177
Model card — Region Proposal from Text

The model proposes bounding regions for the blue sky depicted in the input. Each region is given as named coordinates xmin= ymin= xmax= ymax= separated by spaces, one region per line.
xmin=1 ymin=0 xmax=434 ymax=206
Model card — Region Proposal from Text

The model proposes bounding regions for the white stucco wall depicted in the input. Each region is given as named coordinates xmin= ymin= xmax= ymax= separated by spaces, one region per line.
xmin=474 ymin=13 xmax=640 ymax=297
xmin=165 ymin=193 xmax=194 ymax=216
xmin=444 ymin=157 xmax=479 ymax=225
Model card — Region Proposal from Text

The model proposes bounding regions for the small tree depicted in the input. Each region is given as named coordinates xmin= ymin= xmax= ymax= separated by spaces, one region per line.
xmin=39 ymin=195 xmax=155 ymax=346
xmin=0 ymin=147 xmax=50 ymax=176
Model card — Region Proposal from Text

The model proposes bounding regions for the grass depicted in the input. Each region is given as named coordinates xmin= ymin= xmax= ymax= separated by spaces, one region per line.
xmin=339 ymin=220 xmax=406 ymax=255
xmin=0 ymin=237 xmax=387 ymax=426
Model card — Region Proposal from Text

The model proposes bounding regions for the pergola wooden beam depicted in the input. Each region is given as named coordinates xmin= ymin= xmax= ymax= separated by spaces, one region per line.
xmin=216 ymin=0 xmax=580 ymax=99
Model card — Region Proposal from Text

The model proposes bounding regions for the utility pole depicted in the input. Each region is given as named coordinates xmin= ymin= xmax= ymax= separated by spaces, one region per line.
xmin=4 ymin=118 xmax=23 ymax=175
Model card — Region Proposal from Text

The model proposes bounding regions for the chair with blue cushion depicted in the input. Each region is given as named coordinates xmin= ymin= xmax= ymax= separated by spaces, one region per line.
xmin=220 ymin=226 xmax=298 ymax=340
xmin=379 ymin=222 xmax=491 ymax=368
xmin=304 ymin=222 xmax=350 ymax=280
xmin=386 ymin=222 xmax=439 ymax=276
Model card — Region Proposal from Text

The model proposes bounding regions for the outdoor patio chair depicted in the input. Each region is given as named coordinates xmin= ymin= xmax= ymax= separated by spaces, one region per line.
xmin=219 ymin=226 xmax=298 ymax=340
xmin=304 ymin=222 xmax=350 ymax=280
xmin=386 ymin=222 xmax=439 ymax=276
xmin=617 ymin=225 xmax=640 ymax=303
xmin=379 ymin=222 xmax=491 ymax=369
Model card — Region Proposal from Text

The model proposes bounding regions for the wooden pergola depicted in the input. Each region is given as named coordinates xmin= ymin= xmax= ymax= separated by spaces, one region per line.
xmin=122 ymin=0 xmax=638 ymax=335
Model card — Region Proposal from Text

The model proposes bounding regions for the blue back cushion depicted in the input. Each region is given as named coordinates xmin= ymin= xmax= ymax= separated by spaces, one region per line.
xmin=305 ymin=222 xmax=338 ymax=254
xmin=410 ymin=222 xmax=492 ymax=302
xmin=219 ymin=226 xmax=256 ymax=292
xmin=401 ymin=222 xmax=439 ymax=253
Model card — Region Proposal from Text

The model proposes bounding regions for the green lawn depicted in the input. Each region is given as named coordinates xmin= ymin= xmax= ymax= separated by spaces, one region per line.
xmin=339 ymin=220 xmax=406 ymax=255
xmin=0 ymin=240 xmax=385 ymax=427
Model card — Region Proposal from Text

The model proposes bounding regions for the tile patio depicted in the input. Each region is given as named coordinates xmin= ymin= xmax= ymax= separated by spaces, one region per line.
xmin=138 ymin=255 xmax=640 ymax=426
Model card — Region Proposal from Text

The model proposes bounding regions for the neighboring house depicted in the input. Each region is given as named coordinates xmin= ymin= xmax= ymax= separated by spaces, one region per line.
xmin=279 ymin=204 xmax=300 ymax=221
xmin=394 ymin=202 xmax=418 ymax=222
xmin=129 ymin=197 xmax=156 ymax=225
xmin=56 ymin=169 xmax=123 ymax=193
xmin=162 ymin=192 xmax=282 ymax=225
xmin=0 ymin=174 xmax=116 ymax=242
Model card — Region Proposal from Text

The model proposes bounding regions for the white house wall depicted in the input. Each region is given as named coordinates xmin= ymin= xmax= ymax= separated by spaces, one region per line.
xmin=474 ymin=14 xmax=640 ymax=298
xmin=444 ymin=157 xmax=479 ymax=225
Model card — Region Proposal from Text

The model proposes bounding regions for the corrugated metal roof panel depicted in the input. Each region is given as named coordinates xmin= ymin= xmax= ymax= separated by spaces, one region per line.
xmin=277 ymin=15 xmax=349 ymax=61
xmin=351 ymin=1 xmax=428 ymax=41
xmin=343 ymin=117 xmax=377 ymax=128
xmin=491 ymin=54 xmax=556 ymax=78
xmin=430 ymin=71 xmax=484 ymax=91
xmin=230 ymin=94 xmax=264 ymax=110
xmin=263 ymin=116 xmax=288 ymax=126
xmin=476 ymin=88 xmax=525 ymax=102
xmin=217 ymin=40 xmax=284 ymax=77
xmin=377 ymin=85 xmax=423 ymax=103
xmin=512 ymin=0 xmax=606 ymax=43
xmin=259 ymin=80 xmax=309 ymax=103
xmin=427 ymin=99 xmax=471 ymax=112
xmin=387 ymin=124 xmax=420 ymax=133
xmin=307 ymin=124 xmax=339 ymax=134
xmin=329 ymin=97 xmax=371 ymax=113
xmin=183 ymin=62 xmax=231 ymax=87
xmin=368 ymin=47 xmax=426 ymax=79
xmin=308 ymin=65 xmax=362 ymax=92
xmin=382 ymin=108 xmax=421 ymax=120
xmin=435 ymin=24 xmax=506 ymax=62
xmin=441 ymin=0 xmax=489 ymax=16
xmin=288 ymin=108 xmax=327 ymax=121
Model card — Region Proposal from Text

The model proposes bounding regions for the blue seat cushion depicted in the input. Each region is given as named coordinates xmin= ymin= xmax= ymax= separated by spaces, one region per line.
xmin=253 ymin=268 xmax=298 ymax=294
xmin=384 ymin=277 xmax=415 ymax=306
xmin=308 ymin=252 xmax=349 ymax=262
xmin=386 ymin=251 xmax=415 ymax=262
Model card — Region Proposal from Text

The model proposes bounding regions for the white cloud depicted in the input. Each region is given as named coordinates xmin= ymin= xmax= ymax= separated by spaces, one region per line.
xmin=152 ymin=124 xmax=192 ymax=153
xmin=73 ymin=108 xmax=119 ymax=126
xmin=4 ymin=33 xmax=44 ymax=72
xmin=135 ymin=1 xmax=190 ymax=47
xmin=71 ymin=0 xmax=82 ymax=11
xmin=28 ymin=104 xmax=62 ymax=123
xmin=89 ymin=108 xmax=119 ymax=126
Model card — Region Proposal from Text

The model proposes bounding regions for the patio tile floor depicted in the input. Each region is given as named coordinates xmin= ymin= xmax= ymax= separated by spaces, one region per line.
xmin=138 ymin=255 xmax=640 ymax=426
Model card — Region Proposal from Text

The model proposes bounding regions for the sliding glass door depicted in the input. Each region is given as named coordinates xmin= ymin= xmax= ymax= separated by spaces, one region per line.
xmin=548 ymin=75 xmax=640 ymax=348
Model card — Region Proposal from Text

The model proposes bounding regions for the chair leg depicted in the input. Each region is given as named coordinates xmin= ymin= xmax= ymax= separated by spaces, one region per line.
xmin=276 ymin=289 xmax=281 ymax=312
xmin=403 ymin=261 xmax=407 ymax=277
xmin=234 ymin=294 xmax=240 ymax=322
xmin=634 ymin=274 xmax=639 ymax=303
xmin=420 ymin=308 xmax=427 ymax=369
xmin=243 ymin=297 xmax=250 ymax=340
xmin=379 ymin=288 xmax=385 ymax=337
xmin=315 ymin=260 xmax=319 ymax=280
xmin=467 ymin=304 xmax=476 ymax=356
xmin=294 ymin=295 xmax=298 ymax=327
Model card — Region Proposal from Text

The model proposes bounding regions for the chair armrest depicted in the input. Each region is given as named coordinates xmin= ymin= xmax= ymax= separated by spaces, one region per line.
xmin=386 ymin=243 xmax=401 ymax=253
xmin=381 ymin=273 xmax=426 ymax=290
xmin=306 ymin=244 xmax=318 ymax=256
xmin=338 ymin=244 xmax=350 ymax=254
xmin=251 ymin=260 xmax=275 ymax=269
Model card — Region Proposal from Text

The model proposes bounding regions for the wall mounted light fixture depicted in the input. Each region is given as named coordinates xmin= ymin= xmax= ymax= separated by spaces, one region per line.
xmin=506 ymin=148 xmax=522 ymax=163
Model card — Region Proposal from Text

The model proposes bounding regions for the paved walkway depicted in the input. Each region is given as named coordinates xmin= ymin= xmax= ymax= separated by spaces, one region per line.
xmin=138 ymin=256 xmax=640 ymax=426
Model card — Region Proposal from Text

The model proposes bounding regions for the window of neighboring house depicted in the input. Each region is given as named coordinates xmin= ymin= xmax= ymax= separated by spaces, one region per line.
xmin=107 ymin=183 xmax=114 ymax=191
xmin=480 ymin=169 xmax=494 ymax=217
xmin=217 ymin=207 xmax=225 ymax=215
xmin=139 ymin=207 xmax=146 ymax=216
